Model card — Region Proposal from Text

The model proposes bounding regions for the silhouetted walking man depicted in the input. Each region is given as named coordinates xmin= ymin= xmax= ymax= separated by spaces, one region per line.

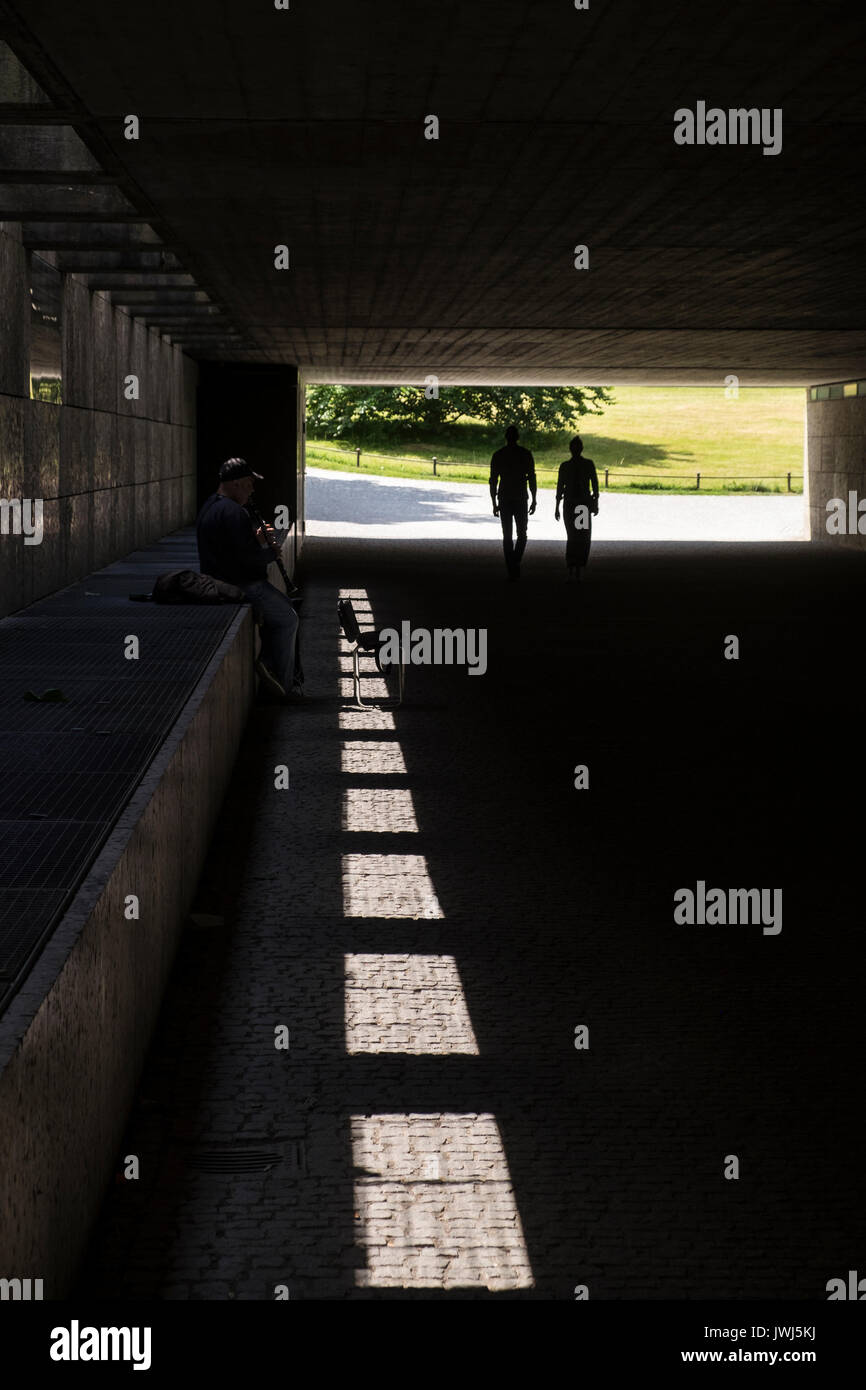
xmin=555 ymin=436 xmax=599 ymax=581
xmin=489 ymin=425 xmax=537 ymax=580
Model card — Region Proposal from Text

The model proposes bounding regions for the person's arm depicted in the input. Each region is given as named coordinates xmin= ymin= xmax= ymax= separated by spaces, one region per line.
xmin=489 ymin=454 xmax=499 ymax=515
xmin=228 ymin=506 xmax=271 ymax=580
xmin=527 ymin=450 xmax=537 ymax=514
xmin=589 ymin=460 xmax=600 ymax=510
xmin=555 ymin=462 xmax=564 ymax=518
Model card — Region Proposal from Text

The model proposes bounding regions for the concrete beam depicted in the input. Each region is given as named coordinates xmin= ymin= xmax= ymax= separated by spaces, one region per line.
xmin=110 ymin=295 xmax=214 ymax=309
xmin=22 ymin=219 xmax=163 ymax=240
xmin=125 ymin=319 xmax=227 ymax=332
xmin=12 ymin=210 xmax=152 ymax=222
xmin=25 ymin=235 xmax=175 ymax=251
xmin=0 ymin=168 xmax=117 ymax=183
xmin=171 ymin=338 xmax=246 ymax=348
xmin=0 ymin=122 xmax=101 ymax=171
xmin=0 ymin=105 xmax=80 ymax=122
xmin=87 ymin=274 xmax=195 ymax=289
xmin=58 ymin=255 xmax=183 ymax=272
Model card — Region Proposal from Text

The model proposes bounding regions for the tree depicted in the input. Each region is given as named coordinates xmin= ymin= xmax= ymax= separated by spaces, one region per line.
xmin=306 ymin=384 xmax=614 ymax=438
xmin=466 ymin=386 xmax=615 ymax=431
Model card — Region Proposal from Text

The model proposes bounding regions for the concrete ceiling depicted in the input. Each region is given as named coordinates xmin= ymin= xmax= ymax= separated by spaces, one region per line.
xmin=1 ymin=0 xmax=865 ymax=384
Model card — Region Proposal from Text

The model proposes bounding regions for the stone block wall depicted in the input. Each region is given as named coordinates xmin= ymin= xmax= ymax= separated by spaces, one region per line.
xmin=806 ymin=392 xmax=866 ymax=547
xmin=0 ymin=221 xmax=197 ymax=617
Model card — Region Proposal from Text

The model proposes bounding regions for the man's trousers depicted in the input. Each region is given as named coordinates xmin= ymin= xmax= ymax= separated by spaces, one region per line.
xmin=239 ymin=579 xmax=299 ymax=690
xmin=498 ymin=496 xmax=528 ymax=571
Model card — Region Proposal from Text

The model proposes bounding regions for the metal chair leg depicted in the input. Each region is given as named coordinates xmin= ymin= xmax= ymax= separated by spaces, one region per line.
xmin=344 ymin=638 xmax=406 ymax=712
xmin=352 ymin=645 xmax=370 ymax=709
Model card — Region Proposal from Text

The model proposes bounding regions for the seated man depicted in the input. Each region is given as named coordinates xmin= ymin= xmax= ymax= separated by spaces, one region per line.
xmin=196 ymin=457 xmax=302 ymax=701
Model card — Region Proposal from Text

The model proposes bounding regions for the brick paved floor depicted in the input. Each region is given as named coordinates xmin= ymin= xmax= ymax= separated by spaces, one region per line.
xmin=77 ymin=535 xmax=866 ymax=1299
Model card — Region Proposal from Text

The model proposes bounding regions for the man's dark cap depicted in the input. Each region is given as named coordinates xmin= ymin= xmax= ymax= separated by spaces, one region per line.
xmin=219 ymin=457 xmax=263 ymax=482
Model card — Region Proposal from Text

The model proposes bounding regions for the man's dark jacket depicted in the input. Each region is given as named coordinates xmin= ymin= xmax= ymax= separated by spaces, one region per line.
xmin=489 ymin=443 xmax=537 ymax=502
xmin=196 ymin=493 xmax=270 ymax=585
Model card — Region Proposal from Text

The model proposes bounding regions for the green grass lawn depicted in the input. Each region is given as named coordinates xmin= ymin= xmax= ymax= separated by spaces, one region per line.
xmin=307 ymin=387 xmax=805 ymax=494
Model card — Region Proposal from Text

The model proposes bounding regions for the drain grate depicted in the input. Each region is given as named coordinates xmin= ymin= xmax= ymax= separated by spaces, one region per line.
xmin=185 ymin=1140 xmax=306 ymax=1176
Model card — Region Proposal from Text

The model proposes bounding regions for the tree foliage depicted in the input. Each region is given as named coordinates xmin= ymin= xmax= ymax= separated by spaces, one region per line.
xmin=306 ymin=384 xmax=614 ymax=439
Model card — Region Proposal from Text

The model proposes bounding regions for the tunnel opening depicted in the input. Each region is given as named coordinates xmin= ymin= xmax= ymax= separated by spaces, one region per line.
xmin=301 ymin=381 xmax=809 ymax=547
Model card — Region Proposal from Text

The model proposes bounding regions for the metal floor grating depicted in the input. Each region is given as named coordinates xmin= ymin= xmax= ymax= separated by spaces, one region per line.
xmin=0 ymin=683 xmax=214 ymax=735
xmin=0 ymin=820 xmax=114 ymax=892
xmin=0 ymin=771 xmax=141 ymax=822
xmin=0 ymin=733 xmax=158 ymax=775
xmin=0 ymin=891 xmax=73 ymax=982
xmin=1 ymin=631 xmax=226 ymax=669
xmin=0 ymin=527 xmax=243 ymax=1017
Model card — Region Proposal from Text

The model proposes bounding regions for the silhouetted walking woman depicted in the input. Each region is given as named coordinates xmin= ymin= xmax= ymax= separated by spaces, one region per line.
xmin=555 ymin=436 xmax=599 ymax=581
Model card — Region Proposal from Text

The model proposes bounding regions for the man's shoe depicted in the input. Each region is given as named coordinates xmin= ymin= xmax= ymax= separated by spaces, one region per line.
xmin=255 ymin=659 xmax=287 ymax=699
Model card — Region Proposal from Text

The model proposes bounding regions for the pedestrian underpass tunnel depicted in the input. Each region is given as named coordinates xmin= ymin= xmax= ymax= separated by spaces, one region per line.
xmin=0 ymin=1 xmax=865 ymax=1302
xmin=1 ymin=1 xmax=866 ymax=628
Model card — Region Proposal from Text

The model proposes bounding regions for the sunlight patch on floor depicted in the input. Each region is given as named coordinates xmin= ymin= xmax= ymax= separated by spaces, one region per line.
xmin=342 ymin=788 xmax=418 ymax=833
xmin=338 ymin=589 xmax=533 ymax=1289
xmin=351 ymin=1114 xmax=534 ymax=1289
xmin=344 ymin=955 xmax=479 ymax=1054
xmin=339 ymin=708 xmax=397 ymax=731
xmin=341 ymin=853 xmax=444 ymax=918
xmin=340 ymin=676 xmax=389 ymax=701
xmin=341 ymin=742 xmax=408 ymax=775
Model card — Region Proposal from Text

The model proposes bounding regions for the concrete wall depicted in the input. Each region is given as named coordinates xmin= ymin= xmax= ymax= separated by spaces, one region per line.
xmin=0 ymin=222 xmax=197 ymax=618
xmin=0 ymin=607 xmax=254 ymax=1295
xmin=807 ymin=392 xmax=866 ymax=546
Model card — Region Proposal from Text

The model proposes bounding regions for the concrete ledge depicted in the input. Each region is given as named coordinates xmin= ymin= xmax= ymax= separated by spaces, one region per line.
xmin=0 ymin=605 xmax=254 ymax=1295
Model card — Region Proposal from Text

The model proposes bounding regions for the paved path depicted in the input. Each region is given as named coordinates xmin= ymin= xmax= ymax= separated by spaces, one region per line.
xmin=78 ymin=536 xmax=865 ymax=1299
xmin=306 ymin=466 xmax=808 ymax=542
